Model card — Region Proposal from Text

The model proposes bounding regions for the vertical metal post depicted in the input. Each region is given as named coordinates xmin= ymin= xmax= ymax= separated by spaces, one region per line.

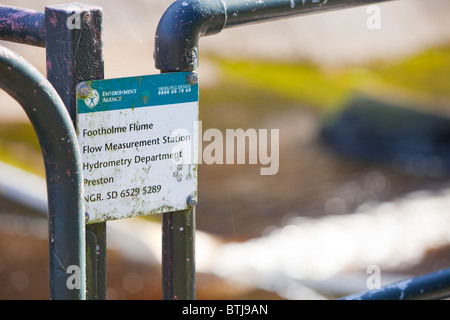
xmin=162 ymin=208 xmax=196 ymax=300
xmin=45 ymin=3 xmax=106 ymax=300
xmin=159 ymin=64 xmax=197 ymax=300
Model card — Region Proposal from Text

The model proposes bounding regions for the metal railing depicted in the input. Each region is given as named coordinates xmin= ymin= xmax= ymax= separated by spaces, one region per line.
xmin=155 ymin=0 xmax=393 ymax=72
xmin=1 ymin=0 xmax=449 ymax=300
xmin=154 ymin=0 xmax=396 ymax=301
xmin=0 ymin=45 xmax=85 ymax=299
xmin=0 ymin=3 xmax=104 ymax=300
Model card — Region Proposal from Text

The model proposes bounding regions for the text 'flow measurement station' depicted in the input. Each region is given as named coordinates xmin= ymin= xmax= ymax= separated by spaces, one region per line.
xmin=76 ymin=72 xmax=199 ymax=223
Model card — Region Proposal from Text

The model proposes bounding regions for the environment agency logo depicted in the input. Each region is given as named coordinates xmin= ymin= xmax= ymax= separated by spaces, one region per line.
xmin=84 ymin=89 xmax=100 ymax=109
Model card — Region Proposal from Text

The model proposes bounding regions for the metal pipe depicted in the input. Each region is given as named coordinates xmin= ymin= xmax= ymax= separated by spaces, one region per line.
xmin=224 ymin=0 xmax=391 ymax=27
xmin=155 ymin=0 xmax=226 ymax=72
xmin=341 ymin=268 xmax=450 ymax=300
xmin=0 ymin=45 xmax=85 ymax=299
xmin=0 ymin=5 xmax=45 ymax=47
xmin=155 ymin=0 xmax=393 ymax=72
xmin=162 ymin=209 xmax=196 ymax=300
xmin=155 ymin=0 xmax=394 ymax=301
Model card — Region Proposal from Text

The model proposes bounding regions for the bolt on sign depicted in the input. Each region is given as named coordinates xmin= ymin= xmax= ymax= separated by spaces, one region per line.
xmin=76 ymin=72 xmax=199 ymax=223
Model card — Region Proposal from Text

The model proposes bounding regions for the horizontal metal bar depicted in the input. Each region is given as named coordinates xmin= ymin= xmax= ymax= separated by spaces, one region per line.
xmin=155 ymin=0 xmax=393 ymax=72
xmin=223 ymin=0 xmax=392 ymax=28
xmin=341 ymin=268 xmax=450 ymax=300
xmin=0 ymin=5 xmax=45 ymax=47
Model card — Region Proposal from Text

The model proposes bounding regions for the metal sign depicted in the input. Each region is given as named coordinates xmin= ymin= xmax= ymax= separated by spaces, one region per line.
xmin=76 ymin=72 xmax=198 ymax=224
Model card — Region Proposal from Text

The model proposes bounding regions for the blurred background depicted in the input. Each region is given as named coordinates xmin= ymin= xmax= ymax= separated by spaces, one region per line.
xmin=0 ymin=0 xmax=450 ymax=299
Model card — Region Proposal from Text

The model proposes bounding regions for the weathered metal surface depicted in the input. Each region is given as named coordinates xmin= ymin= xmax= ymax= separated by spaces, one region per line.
xmin=0 ymin=5 xmax=45 ymax=47
xmin=223 ymin=0 xmax=392 ymax=27
xmin=0 ymin=45 xmax=85 ymax=299
xmin=45 ymin=3 xmax=106 ymax=300
xmin=154 ymin=0 xmax=393 ymax=72
xmin=155 ymin=0 xmax=226 ymax=72
xmin=162 ymin=208 xmax=196 ymax=300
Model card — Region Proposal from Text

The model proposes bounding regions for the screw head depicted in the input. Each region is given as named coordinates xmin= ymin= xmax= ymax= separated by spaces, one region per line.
xmin=186 ymin=193 xmax=198 ymax=208
xmin=187 ymin=72 xmax=199 ymax=85
xmin=77 ymin=82 xmax=91 ymax=97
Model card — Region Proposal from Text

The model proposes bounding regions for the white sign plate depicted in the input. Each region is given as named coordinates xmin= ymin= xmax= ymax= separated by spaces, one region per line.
xmin=76 ymin=72 xmax=198 ymax=223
